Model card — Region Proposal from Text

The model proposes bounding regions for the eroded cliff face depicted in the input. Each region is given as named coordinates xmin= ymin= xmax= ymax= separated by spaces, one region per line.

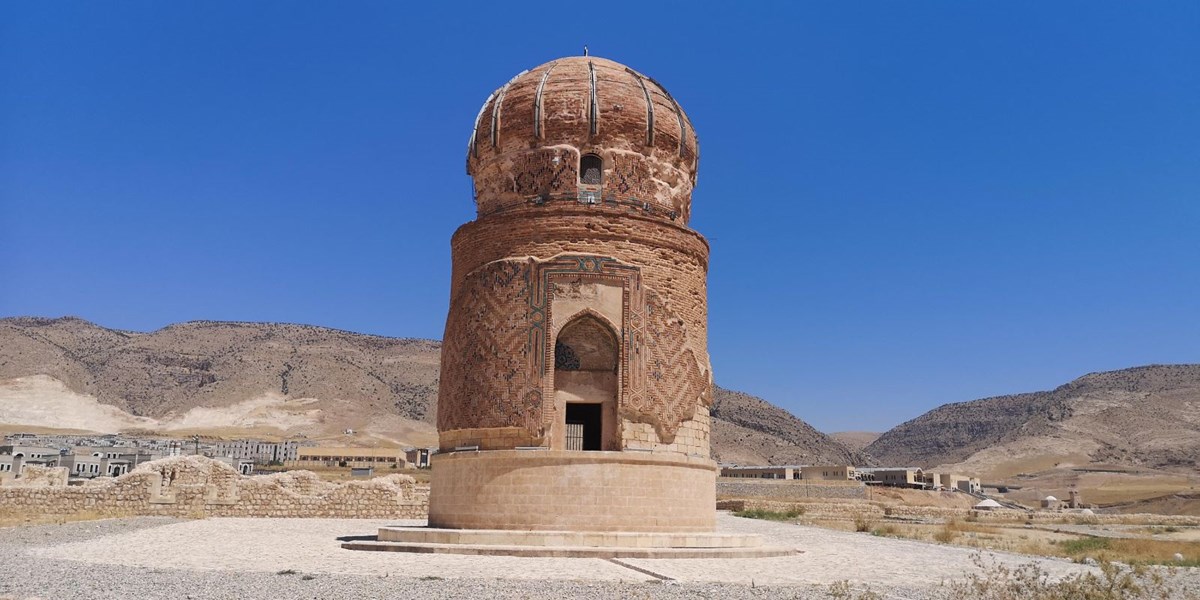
xmin=709 ymin=387 xmax=869 ymax=467
xmin=0 ymin=316 xmax=440 ymax=446
xmin=866 ymin=365 xmax=1200 ymax=473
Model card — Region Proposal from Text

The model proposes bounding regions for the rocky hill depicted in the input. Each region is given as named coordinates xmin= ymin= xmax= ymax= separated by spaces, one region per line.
xmin=829 ymin=431 xmax=881 ymax=453
xmin=710 ymin=388 xmax=870 ymax=466
xmin=0 ymin=316 xmax=442 ymax=447
xmin=0 ymin=316 xmax=858 ymax=463
xmin=866 ymin=365 xmax=1200 ymax=476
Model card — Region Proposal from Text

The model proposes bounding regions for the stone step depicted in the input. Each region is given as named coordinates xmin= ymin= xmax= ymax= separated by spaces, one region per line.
xmin=375 ymin=526 xmax=764 ymax=549
xmin=341 ymin=539 xmax=799 ymax=559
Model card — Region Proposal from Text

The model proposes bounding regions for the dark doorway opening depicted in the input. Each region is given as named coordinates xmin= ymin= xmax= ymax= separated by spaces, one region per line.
xmin=565 ymin=403 xmax=602 ymax=451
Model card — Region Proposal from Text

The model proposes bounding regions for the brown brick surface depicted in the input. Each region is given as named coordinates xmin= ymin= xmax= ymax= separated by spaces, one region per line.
xmin=433 ymin=55 xmax=715 ymax=533
xmin=467 ymin=57 xmax=699 ymax=222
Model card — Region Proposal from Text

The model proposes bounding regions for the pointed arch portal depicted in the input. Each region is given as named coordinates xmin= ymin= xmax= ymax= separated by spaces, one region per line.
xmin=553 ymin=313 xmax=619 ymax=451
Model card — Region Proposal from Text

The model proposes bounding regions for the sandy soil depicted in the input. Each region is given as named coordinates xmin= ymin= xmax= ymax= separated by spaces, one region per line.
xmin=27 ymin=513 xmax=1103 ymax=587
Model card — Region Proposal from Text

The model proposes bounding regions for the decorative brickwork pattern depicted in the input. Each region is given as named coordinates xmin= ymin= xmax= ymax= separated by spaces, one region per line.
xmin=467 ymin=57 xmax=698 ymax=223
xmin=439 ymin=253 xmax=711 ymax=449
xmin=438 ymin=260 xmax=541 ymax=443
xmin=636 ymin=288 xmax=712 ymax=442
xmin=608 ymin=151 xmax=658 ymax=203
xmin=436 ymin=55 xmax=715 ymax=533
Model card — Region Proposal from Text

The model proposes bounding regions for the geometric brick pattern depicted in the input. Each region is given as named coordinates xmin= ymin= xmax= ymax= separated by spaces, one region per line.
xmin=636 ymin=288 xmax=712 ymax=442
xmin=466 ymin=56 xmax=699 ymax=223
xmin=439 ymin=253 xmax=710 ymax=447
xmin=608 ymin=151 xmax=657 ymax=203
xmin=438 ymin=260 xmax=540 ymax=438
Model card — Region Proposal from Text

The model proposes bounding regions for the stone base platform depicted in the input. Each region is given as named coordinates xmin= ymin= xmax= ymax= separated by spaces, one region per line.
xmin=340 ymin=527 xmax=797 ymax=559
xmin=429 ymin=450 xmax=719 ymax=532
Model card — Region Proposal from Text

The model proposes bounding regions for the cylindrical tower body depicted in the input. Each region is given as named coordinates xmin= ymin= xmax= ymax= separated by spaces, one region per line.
xmin=430 ymin=56 xmax=715 ymax=532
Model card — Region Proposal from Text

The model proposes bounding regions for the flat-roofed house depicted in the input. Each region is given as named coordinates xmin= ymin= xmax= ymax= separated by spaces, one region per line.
xmin=922 ymin=472 xmax=982 ymax=493
xmin=799 ymin=465 xmax=856 ymax=481
xmin=404 ymin=447 xmax=434 ymax=468
xmin=58 ymin=453 xmax=131 ymax=478
xmin=719 ymin=465 xmax=802 ymax=480
xmin=288 ymin=447 xmax=410 ymax=469
xmin=858 ymin=467 xmax=924 ymax=488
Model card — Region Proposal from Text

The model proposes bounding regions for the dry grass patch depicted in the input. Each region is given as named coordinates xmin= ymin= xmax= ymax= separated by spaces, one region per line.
xmin=1049 ymin=537 xmax=1200 ymax=567
xmin=732 ymin=507 xmax=804 ymax=521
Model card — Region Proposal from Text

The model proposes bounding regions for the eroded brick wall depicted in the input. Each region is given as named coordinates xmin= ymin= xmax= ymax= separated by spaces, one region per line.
xmin=0 ymin=456 xmax=427 ymax=520
xmin=467 ymin=57 xmax=698 ymax=220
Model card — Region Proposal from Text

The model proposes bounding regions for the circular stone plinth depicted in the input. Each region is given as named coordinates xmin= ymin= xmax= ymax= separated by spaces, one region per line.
xmin=341 ymin=527 xmax=797 ymax=559
xmin=428 ymin=450 xmax=717 ymax=532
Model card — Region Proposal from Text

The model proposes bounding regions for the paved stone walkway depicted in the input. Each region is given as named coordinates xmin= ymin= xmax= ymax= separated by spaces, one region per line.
xmin=29 ymin=513 xmax=1096 ymax=586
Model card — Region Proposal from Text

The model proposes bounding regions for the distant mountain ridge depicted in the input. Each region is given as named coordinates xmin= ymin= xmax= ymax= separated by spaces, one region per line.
xmin=0 ymin=316 xmax=859 ymax=463
xmin=711 ymin=388 xmax=870 ymax=466
xmin=866 ymin=365 xmax=1200 ymax=476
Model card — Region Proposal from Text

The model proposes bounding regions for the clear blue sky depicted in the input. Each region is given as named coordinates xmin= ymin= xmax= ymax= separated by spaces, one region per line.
xmin=2 ymin=2 xmax=1197 ymax=432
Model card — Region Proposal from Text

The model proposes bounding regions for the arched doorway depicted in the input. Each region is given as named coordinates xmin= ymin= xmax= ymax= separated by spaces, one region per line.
xmin=553 ymin=313 xmax=618 ymax=451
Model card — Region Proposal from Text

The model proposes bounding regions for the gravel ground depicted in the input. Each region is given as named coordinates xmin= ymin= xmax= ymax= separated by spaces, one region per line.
xmin=0 ymin=515 xmax=1196 ymax=600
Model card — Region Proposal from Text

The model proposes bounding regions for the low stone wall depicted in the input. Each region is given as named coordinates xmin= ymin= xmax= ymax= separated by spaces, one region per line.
xmin=0 ymin=456 xmax=427 ymax=521
xmin=10 ymin=465 xmax=68 ymax=487
xmin=719 ymin=498 xmax=1200 ymax=527
xmin=717 ymin=479 xmax=869 ymax=501
xmin=722 ymin=499 xmax=884 ymax=518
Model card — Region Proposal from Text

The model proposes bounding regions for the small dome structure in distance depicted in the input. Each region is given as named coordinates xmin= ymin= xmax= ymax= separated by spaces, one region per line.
xmin=974 ymin=498 xmax=1002 ymax=510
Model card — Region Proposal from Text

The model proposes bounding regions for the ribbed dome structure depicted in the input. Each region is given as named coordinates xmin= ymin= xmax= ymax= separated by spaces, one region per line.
xmin=466 ymin=56 xmax=699 ymax=223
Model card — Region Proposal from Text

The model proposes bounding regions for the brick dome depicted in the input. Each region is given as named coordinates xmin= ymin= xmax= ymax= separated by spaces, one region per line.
xmin=467 ymin=56 xmax=699 ymax=223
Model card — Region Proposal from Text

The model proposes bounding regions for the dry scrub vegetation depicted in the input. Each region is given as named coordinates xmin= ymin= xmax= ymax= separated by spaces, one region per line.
xmin=831 ymin=553 xmax=1185 ymax=600
xmin=857 ymin=518 xmax=1200 ymax=567
xmin=732 ymin=507 xmax=1200 ymax=568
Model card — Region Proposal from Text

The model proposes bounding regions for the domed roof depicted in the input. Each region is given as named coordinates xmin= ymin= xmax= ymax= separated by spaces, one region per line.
xmin=467 ymin=56 xmax=698 ymax=175
xmin=465 ymin=56 xmax=699 ymax=223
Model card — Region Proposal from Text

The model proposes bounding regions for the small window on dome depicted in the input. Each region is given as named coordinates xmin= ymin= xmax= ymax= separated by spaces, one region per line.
xmin=580 ymin=154 xmax=603 ymax=185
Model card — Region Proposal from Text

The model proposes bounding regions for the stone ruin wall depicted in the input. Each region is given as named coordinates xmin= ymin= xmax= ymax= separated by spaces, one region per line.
xmin=8 ymin=464 xmax=69 ymax=487
xmin=717 ymin=479 xmax=871 ymax=502
xmin=0 ymin=456 xmax=427 ymax=521
xmin=717 ymin=498 xmax=1200 ymax=527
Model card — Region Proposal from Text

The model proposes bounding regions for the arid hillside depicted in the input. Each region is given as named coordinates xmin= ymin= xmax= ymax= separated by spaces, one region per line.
xmin=866 ymin=365 xmax=1200 ymax=477
xmin=0 ymin=317 xmax=858 ymax=463
xmin=0 ymin=316 xmax=442 ymax=447
xmin=710 ymin=388 xmax=869 ymax=466
xmin=829 ymin=431 xmax=881 ymax=453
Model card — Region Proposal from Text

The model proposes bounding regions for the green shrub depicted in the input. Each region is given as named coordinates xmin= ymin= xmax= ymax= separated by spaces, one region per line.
xmin=1060 ymin=537 xmax=1111 ymax=556
xmin=732 ymin=507 xmax=803 ymax=521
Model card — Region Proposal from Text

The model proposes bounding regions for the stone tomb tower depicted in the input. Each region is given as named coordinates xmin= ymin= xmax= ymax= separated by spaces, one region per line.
xmin=430 ymin=55 xmax=715 ymax=533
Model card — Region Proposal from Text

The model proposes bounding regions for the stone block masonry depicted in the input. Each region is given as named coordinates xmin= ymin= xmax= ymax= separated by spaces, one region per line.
xmin=0 ymin=456 xmax=427 ymax=521
xmin=717 ymin=479 xmax=870 ymax=502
